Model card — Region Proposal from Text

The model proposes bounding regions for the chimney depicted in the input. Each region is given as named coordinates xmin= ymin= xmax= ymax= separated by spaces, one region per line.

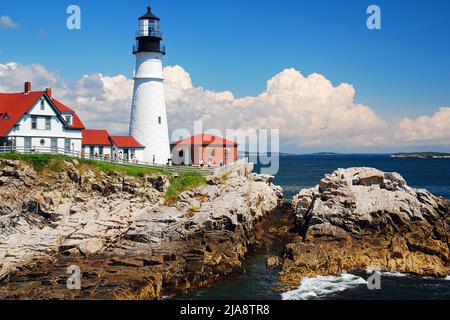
xmin=45 ymin=88 xmax=52 ymax=98
xmin=24 ymin=82 xmax=31 ymax=94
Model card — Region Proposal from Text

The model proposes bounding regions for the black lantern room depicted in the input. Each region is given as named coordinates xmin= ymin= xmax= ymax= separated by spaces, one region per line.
xmin=133 ymin=7 xmax=166 ymax=55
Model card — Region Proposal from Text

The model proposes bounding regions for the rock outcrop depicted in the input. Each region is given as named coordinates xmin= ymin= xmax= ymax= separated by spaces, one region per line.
xmin=0 ymin=159 xmax=282 ymax=299
xmin=279 ymin=167 xmax=449 ymax=286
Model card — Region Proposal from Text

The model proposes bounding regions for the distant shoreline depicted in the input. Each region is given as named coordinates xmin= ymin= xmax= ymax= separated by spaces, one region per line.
xmin=390 ymin=153 xmax=450 ymax=159
xmin=240 ymin=152 xmax=450 ymax=158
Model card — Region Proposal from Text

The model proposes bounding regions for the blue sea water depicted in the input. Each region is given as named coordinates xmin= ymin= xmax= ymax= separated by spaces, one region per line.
xmin=268 ymin=154 xmax=450 ymax=201
xmin=179 ymin=154 xmax=450 ymax=300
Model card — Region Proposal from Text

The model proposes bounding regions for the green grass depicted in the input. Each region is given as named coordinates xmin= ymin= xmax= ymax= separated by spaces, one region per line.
xmin=164 ymin=172 xmax=207 ymax=205
xmin=0 ymin=152 xmax=168 ymax=176
xmin=0 ymin=153 xmax=64 ymax=172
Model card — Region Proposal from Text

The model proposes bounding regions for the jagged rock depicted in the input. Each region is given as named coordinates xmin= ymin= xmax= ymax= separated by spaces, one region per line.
xmin=0 ymin=161 xmax=282 ymax=300
xmin=353 ymin=167 xmax=384 ymax=186
xmin=146 ymin=175 xmax=169 ymax=192
xmin=266 ymin=256 xmax=282 ymax=269
xmin=2 ymin=166 xmax=18 ymax=178
xmin=206 ymin=175 xmax=224 ymax=186
xmin=280 ymin=167 xmax=449 ymax=286
xmin=78 ymin=239 xmax=104 ymax=256
xmin=67 ymin=170 xmax=79 ymax=183
xmin=271 ymin=185 xmax=284 ymax=203
xmin=91 ymin=183 xmax=104 ymax=193
xmin=3 ymin=160 xmax=20 ymax=168
xmin=0 ymin=176 xmax=8 ymax=186
xmin=252 ymin=174 xmax=274 ymax=184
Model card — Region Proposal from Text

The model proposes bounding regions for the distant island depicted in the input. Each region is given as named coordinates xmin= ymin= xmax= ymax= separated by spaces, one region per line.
xmin=310 ymin=152 xmax=342 ymax=156
xmin=390 ymin=152 xmax=450 ymax=159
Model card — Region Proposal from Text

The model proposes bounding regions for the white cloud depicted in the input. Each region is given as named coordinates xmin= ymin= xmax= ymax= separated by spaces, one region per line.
xmin=0 ymin=62 xmax=449 ymax=151
xmin=393 ymin=107 xmax=450 ymax=146
xmin=0 ymin=16 xmax=19 ymax=30
xmin=164 ymin=67 xmax=391 ymax=148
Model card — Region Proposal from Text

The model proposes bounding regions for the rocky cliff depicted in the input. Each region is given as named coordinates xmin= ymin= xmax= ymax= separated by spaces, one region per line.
xmin=279 ymin=167 xmax=449 ymax=286
xmin=0 ymin=158 xmax=282 ymax=299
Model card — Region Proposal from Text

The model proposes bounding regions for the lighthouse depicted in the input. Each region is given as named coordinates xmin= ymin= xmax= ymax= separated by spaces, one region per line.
xmin=129 ymin=7 xmax=171 ymax=165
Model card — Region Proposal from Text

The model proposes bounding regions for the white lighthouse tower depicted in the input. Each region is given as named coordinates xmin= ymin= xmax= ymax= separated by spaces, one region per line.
xmin=129 ymin=7 xmax=170 ymax=165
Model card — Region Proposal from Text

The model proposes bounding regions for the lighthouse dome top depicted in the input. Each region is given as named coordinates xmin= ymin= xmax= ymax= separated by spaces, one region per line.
xmin=139 ymin=7 xmax=160 ymax=21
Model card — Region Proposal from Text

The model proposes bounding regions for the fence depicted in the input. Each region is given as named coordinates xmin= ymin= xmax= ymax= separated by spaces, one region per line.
xmin=0 ymin=145 xmax=214 ymax=176
xmin=0 ymin=146 xmax=249 ymax=177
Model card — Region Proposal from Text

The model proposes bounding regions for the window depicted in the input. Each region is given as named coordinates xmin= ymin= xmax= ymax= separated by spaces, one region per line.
xmin=45 ymin=117 xmax=51 ymax=130
xmin=31 ymin=116 xmax=37 ymax=129
xmin=40 ymin=99 xmax=45 ymax=110
xmin=24 ymin=137 xmax=32 ymax=151
xmin=99 ymin=146 xmax=104 ymax=156
xmin=65 ymin=138 xmax=71 ymax=152
xmin=40 ymin=139 xmax=45 ymax=146
xmin=158 ymin=116 xmax=162 ymax=124
xmin=51 ymin=138 xmax=58 ymax=152
xmin=65 ymin=115 xmax=72 ymax=125
xmin=89 ymin=146 xmax=95 ymax=158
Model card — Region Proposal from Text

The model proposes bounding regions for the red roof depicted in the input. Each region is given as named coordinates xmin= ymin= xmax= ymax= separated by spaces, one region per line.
xmin=0 ymin=90 xmax=85 ymax=137
xmin=52 ymin=99 xmax=85 ymax=130
xmin=110 ymin=136 xmax=145 ymax=148
xmin=82 ymin=129 xmax=112 ymax=146
xmin=171 ymin=134 xmax=238 ymax=146
xmin=0 ymin=92 xmax=42 ymax=137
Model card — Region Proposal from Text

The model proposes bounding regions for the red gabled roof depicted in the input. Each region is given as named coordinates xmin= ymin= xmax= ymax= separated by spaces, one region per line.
xmin=0 ymin=92 xmax=42 ymax=137
xmin=82 ymin=129 xmax=112 ymax=146
xmin=171 ymin=134 xmax=238 ymax=146
xmin=0 ymin=90 xmax=85 ymax=137
xmin=109 ymin=136 xmax=145 ymax=148
xmin=52 ymin=99 xmax=85 ymax=130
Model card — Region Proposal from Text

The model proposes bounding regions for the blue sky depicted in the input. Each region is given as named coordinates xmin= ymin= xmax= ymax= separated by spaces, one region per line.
xmin=1 ymin=0 xmax=450 ymax=153
xmin=1 ymin=0 xmax=450 ymax=117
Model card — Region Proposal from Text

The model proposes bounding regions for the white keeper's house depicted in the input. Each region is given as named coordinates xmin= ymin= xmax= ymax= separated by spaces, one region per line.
xmin=0 ymin=82 xmax=145 ymax=163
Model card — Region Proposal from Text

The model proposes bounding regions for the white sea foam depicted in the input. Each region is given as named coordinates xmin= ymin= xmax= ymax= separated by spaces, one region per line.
xmin=281 ymin=272 xmax=367 ymax=300
xmin=379 ymin=271 xmax=408 ymax=277
xmin=365 ymin=268 xmax=409 ymax=277
xmin=445 ymin=276 xmax=450 ymax=281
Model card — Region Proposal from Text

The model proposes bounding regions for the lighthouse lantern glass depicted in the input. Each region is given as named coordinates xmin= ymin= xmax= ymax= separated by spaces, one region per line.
xmin=139 ymin=19 xmax=149 ymax=36
xmin=139 ymin=19 xmax=160 ymax=37
xmin=149 ymin=20 xmax=160 ymax=32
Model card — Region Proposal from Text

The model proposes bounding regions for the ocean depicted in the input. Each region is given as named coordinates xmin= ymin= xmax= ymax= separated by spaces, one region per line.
xmin=179 ymin=154 xmax=450 ymax=300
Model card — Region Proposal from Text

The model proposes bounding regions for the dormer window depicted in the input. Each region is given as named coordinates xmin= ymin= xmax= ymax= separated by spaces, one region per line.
xmin=65 ymin=115 xmax=73 ymax=125
xmin=40 ymin=99 xmax=45 ymax=110
xmin=1 ymin=113 xmax=10 ymax=120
